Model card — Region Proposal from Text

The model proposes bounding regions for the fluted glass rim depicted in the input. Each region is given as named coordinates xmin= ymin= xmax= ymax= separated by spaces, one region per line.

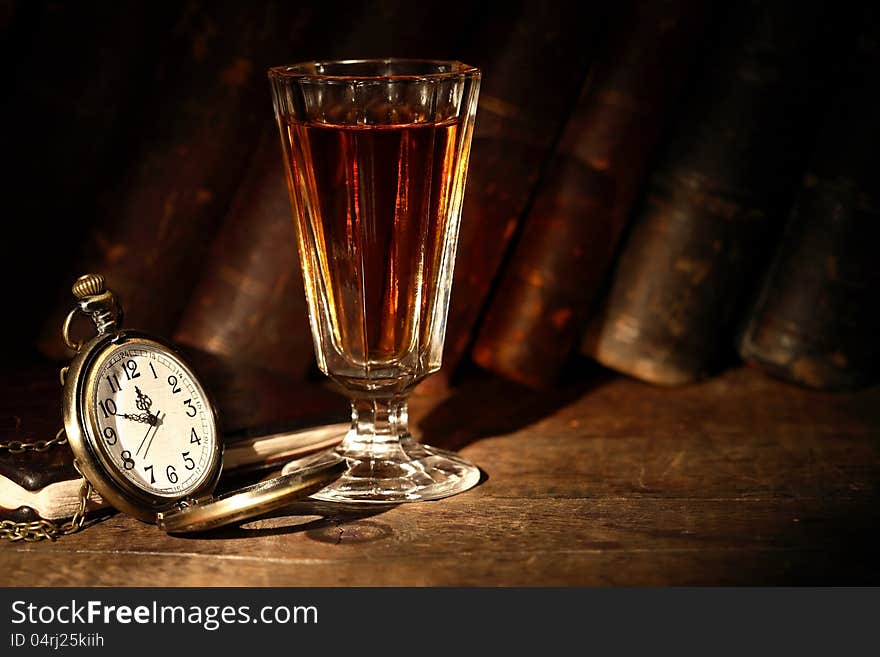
xmin=267 ymin=58 xmax=480 ymax=83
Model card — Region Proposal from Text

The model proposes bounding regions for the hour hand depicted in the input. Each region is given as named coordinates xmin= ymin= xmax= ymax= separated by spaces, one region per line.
xmin=118 ymin=412 xmax=153 ymax=425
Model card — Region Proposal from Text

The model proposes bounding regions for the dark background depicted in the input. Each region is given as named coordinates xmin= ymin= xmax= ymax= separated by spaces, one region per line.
xmin=0 ymin=0 xmax=874 ymax=391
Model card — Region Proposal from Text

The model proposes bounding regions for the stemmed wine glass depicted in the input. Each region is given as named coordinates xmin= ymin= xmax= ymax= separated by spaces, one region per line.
xmin=268 ymin=59 xmax=481 ymax=502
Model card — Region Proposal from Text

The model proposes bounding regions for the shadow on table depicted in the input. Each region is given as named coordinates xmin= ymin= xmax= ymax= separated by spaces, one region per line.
xmin=418 ymin=355 xmax=615 ymax=452
xmin=171 ymin=499 xmax=399 ymax=540
xmin=178 ymin=465 xmax=489 ymax=541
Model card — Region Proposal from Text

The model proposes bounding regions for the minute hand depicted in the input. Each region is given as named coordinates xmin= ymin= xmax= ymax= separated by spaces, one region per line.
xmin=142 ymin=412 xmax=164 ymax=460
xmin=136 ymin=416 xmax=156 ymax=456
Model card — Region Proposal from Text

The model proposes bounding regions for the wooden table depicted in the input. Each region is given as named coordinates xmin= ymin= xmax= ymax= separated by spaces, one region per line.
xmin=2 ymin=364 xmax=878 ymax=586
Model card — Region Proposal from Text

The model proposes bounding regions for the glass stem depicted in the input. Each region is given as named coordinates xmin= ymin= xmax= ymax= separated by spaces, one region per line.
xmin=342 ymin=396 xmax=412 ymax=457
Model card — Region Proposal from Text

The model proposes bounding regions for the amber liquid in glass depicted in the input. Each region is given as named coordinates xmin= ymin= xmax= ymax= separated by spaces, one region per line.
xmin=282 ymin=116 xmax=464 ymax=390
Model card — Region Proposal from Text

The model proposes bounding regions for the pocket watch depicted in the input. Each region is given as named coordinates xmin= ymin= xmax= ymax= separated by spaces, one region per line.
xmin=60 ymin=274 xmax=344 ymax=533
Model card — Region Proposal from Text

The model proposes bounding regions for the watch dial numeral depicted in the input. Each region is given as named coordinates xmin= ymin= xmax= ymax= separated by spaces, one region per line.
xmin=122 ymin=358 xmax=140 ymax=381
xmin=99 ymin=399 xmax=117 ymax=418
xmin=123 ymin=359 xmax=141 ymax=380
xmin=95 ymin=344 xmax=214 ymax=495
xmin=103 ymin=426 xmax=117 ymax=445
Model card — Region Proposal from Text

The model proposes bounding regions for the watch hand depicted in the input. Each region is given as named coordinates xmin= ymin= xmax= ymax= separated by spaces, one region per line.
xmin=142 ymin=411 xmax=164 ymax=460
xmin=135 ymin=386 xmax=153 ymax=413
xmin=136 ymin=418 xmax=155 ymax=456
xmin=119 ymin=412 xmax=153 ymax=425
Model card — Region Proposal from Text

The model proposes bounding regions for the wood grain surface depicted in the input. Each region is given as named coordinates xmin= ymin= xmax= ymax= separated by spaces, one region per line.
xmin=1 ymin=365 xmax=878 ymax=586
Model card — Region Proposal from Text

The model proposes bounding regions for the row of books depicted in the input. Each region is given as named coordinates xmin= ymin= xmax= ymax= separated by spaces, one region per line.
xmin=15 ymin=0 xmax=877 ymax=393
xmin=474 ymin=0 xmax=878 ymax=391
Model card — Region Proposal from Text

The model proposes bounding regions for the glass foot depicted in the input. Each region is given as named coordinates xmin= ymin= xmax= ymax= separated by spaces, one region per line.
xmin=282 ymin=439 xmax=481 ymax=503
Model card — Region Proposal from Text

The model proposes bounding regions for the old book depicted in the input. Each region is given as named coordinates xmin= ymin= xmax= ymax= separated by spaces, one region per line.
xmin=436 ymin=1 xmax=607 ymax=385
xmin=173 ymin=129 xmax=316 ymax=378
xmin=737 ymin=17 xmax=880 ymax=390
xmin=471 ymin=0 xmax=708 ymax=388
xmin=581 ymin=1 xmax=837 ymax=385
xmin=0 ymin=352 xmax=348 ymax=522
xmin=0 ymin=424 xmax=347 ymax=522
xmin=36 ymin=1 xmax=312 ymax=361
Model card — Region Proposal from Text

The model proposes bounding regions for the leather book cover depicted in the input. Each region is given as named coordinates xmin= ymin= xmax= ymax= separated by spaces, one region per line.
xmin=472 ymin=0 xmax=709 ymax=388
xmin=35 ymin=1 xmax=311 ymax=361
xmin=581 ymin=1 xmax=840 ymax=385
xmin=437 ymin=1 xmax=608 ymax=384
xmin=173 ymin=129 xmax=316 ymax=379
xmin=738 ymin=14 xmax=880 ymax=390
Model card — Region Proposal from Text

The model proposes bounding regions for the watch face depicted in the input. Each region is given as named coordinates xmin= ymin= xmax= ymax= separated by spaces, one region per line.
xmin=85 ymin=340 xmax=218 ymax=499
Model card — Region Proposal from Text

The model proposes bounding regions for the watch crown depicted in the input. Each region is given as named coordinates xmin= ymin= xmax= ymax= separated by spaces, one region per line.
xmin=72 ymin=274 xmax=105 ymax=299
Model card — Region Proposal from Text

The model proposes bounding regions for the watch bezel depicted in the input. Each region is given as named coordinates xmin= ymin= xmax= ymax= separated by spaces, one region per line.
xmin=63 ymin=330 xmax=222 ymax=523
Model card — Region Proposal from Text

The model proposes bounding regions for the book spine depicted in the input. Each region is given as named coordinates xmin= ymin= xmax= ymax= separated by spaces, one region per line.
xmin=581 ymin=1 xmax=837 ymax=385
xmin=437 ymin=1 xmax=608 ymax=384
xmin=173 ymin=129 xmax=316 ymax=378
xmin=36 ymin=1 xmax=295 ymax=359
xmin=471 ymin=0 xmax=708 ymax=388
xmin=738 ymin=19 xmax=880 ymax=390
